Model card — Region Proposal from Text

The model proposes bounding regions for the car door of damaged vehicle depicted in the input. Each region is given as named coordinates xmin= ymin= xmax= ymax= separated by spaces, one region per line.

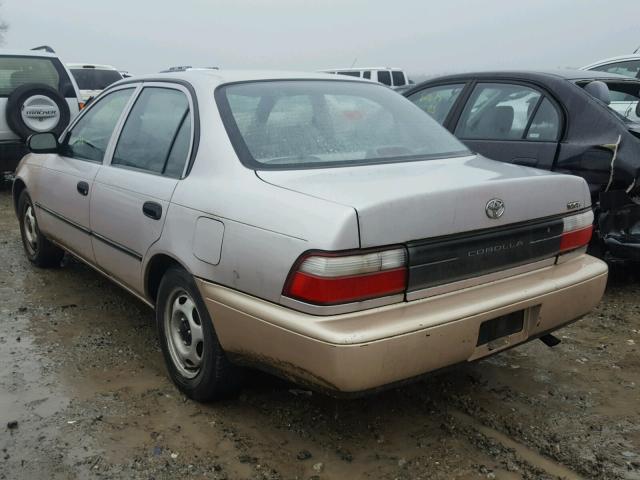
xmin=90 ymin=83 xmax=194 ymax=291
xmin=34 ymin=87 xmax=135 ymax=262
xmin=452 ymin=82 xmax=563 ymax=170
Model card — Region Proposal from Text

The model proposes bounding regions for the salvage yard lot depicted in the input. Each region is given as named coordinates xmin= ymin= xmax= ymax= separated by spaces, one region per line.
xmin=0 ymin=183 xmax=638 ymax=480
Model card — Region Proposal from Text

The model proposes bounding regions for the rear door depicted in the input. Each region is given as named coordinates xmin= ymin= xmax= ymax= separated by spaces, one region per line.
xmin=90 ymin=82 xmax=195 ymax=291
xmin=451 ymin=82 xmax=563 ymax=170
xmin=34 ymin=86 xmax=135 ymax=261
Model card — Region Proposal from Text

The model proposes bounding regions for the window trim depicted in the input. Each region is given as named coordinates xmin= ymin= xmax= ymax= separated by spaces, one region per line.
xmin=59 ymin=84 xmax=139 ymax=164
xmin=104 ymin=82 xmax=196 ymax=179
xmin=450 ymin=79 xmax=565 ymax=143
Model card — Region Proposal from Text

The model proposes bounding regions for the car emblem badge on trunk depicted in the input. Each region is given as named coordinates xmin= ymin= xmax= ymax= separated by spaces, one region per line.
xmin=485 ymin=199 xmax=505 ymax=219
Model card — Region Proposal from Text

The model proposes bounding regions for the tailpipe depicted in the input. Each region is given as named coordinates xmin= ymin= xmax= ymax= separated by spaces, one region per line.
xmin=539 ymin=333 xmax=561 ymax=347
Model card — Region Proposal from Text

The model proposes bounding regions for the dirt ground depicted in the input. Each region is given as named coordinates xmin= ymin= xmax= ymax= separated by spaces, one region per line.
xmin=0 ymin=181 xmax=638 ymax=480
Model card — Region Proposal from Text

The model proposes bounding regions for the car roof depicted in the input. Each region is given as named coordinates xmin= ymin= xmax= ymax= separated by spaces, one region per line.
xmin=0 ymin=48 xmax=58 ymax=58
xmin=582 ymin=54 xmax=640 ymax=70
xmin=321 ymin=67 xmax=405 ymax=71
xmin=116 ymin=69 xmax=365 ymax=86
xmin=412 ymin=69 xmax=637 ymax=84
xmin=67 ymin=63 xmax=119 ymax=70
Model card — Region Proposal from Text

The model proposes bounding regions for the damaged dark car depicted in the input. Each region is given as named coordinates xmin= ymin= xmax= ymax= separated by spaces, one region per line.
xmin=404 ymin=70 xmax=640 ymax=261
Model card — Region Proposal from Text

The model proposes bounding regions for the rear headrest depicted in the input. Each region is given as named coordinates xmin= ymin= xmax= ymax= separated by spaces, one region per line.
xmin=584 ymin=81 xmax=610 ymax=105
xmin=10 ymin=70 xmax=25 ymax=89
xmin=494 ymin=106 xmax=514 ymax=133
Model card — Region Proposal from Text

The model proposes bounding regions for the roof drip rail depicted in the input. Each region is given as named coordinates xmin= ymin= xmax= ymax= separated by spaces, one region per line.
xmin=31 ymin=45 xmax=55 ymax=53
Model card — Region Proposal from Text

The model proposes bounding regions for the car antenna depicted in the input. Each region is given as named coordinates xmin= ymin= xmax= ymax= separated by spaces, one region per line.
xmin=634 ymin=45 xmax=640 ymax=54
xmin=350 ymin=57 xmax=358 ymax=68
xmin=31 ymin=45 xmax=55 ymax=53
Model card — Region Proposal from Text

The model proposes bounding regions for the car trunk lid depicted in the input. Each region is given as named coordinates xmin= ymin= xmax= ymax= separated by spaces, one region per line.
xmin=257 ymin=155 xmax=590 ymax=248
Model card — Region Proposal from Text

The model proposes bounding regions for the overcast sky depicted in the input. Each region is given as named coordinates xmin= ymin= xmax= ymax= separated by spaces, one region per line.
xmin=3 ymin=0 xmax=640 ymax=77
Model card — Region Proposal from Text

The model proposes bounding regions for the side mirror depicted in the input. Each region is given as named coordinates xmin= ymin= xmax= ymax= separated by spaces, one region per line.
xmin=26 ymin=132 xmax=59 ymax=154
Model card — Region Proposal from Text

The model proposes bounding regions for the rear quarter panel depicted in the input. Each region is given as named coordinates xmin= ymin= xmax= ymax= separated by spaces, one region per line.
xmin=149 ymin=169 xmax=360 ymax=303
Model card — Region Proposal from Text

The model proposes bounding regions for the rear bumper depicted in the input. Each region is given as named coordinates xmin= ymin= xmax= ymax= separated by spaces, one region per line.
xmin=196 ymin=254 xmax=608 ymax=393
xmin=0 ymin=140 xmax=27 ymax=172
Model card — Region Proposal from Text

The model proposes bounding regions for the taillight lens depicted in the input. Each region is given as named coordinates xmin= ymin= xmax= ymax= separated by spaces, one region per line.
xmin=560 ymin=210 xmax=594 ymax=253
xmin=284 ymin=248 xmax=407 ymax=305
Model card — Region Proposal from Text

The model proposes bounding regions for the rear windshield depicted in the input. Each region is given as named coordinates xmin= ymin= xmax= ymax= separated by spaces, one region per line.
xmin=217 ymin=80 xmax=469 ymax=169
xmin=0 ymin=55 xmax=75 ymax=97
xmin=71 ymin=68 xmax=123 ymax=90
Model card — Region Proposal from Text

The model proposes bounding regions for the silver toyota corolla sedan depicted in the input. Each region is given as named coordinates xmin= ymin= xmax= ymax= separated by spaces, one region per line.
xmin=13 ymin=70 xmax=608 ymax=401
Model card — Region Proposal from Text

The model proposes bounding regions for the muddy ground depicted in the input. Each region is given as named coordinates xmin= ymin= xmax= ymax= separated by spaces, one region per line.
xmin=0 ymin=181 xmax=638 ymax=480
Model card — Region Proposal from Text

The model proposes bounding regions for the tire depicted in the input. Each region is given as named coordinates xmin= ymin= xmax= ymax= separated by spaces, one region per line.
xmin=17 ymin=190 xmax=64 ymax=267
xmin=156 ymin=267 xmax=243 ymax=401
xmin=6 ymin=83 xmax=71 ymax=140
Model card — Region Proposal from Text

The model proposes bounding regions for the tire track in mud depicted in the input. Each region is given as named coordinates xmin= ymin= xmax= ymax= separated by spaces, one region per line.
xmin=449 ymin=409 xmax=583 ymax=480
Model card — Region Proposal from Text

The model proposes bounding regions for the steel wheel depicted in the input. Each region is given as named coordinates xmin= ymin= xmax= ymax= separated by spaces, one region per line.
xmin=23 ymin=204 xmax=39 ymax=255
xmin=156 ymin=267 xmax=243 ymax=401
xmin=164 ymin=288 xmax=205 ymax=379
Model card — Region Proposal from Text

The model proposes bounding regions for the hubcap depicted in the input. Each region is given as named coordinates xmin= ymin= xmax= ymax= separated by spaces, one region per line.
xmin=164 ymin=289 xmax=204 ymax=379
xmin=23 ymin=204 xmax=38 ymax=254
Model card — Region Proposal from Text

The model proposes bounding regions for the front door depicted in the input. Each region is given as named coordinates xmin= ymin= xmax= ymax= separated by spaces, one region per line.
xmin=452 ymin=82 xmax=562 ymax=170
xmin=90 ymin=84 xmax=194 ymax=292
xmin=34 ymin=86 xmax=136 ymax=261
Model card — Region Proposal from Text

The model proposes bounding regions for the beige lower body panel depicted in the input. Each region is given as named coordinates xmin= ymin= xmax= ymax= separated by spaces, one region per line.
xmin=196 ymin=255 xmax=608 ymax=393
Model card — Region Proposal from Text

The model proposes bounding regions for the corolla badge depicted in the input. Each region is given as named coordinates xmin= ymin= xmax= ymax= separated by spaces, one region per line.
xmin=485 ymin=198 xmax=505 ymax=219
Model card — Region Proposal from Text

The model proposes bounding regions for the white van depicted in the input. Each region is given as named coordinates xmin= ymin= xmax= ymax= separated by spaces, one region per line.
xmin=320 ymin=67 xmax=410 ymax=88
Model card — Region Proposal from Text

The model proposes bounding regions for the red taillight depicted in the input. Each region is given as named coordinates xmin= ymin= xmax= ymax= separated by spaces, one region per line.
xmin=560 ymin=211 xmax=594 ymax=253
xmin=284 ymin=248 xmax=407 ymax=305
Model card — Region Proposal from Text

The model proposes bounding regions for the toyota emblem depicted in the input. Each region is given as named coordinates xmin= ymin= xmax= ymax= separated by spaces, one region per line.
xmin=485 ymin=198 xmax=505 ymax=219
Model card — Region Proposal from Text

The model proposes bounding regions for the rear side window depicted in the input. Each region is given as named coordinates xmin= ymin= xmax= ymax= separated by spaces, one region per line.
xmin=71 ymin=69 xmax=123 ymax=90
xmin=62 ymin=88 xmax=134 ymax=162
xmin=363 ymin=71 xmax=371 ymax=80
xmin=377 ymin=71 xmax=391 ymax=86
xmin=392 ymin=71 xmax=405 ymax=86
xmin=337 ymin=71 xmax=361 ymax=78
xmin=455 ymin=83 xmax=542 ymax=140
xmin=590 ymin=60 xmax=640 ymax=79
xmin=0 ymin=56 xmax=74 ymax=97
xmin=408 ymin=84 xmax=465 ymax=124
xmin=527 ymin=98 xmax=560 ymax=141
xmin=112 ymin=87 xmax=191 ymax=177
